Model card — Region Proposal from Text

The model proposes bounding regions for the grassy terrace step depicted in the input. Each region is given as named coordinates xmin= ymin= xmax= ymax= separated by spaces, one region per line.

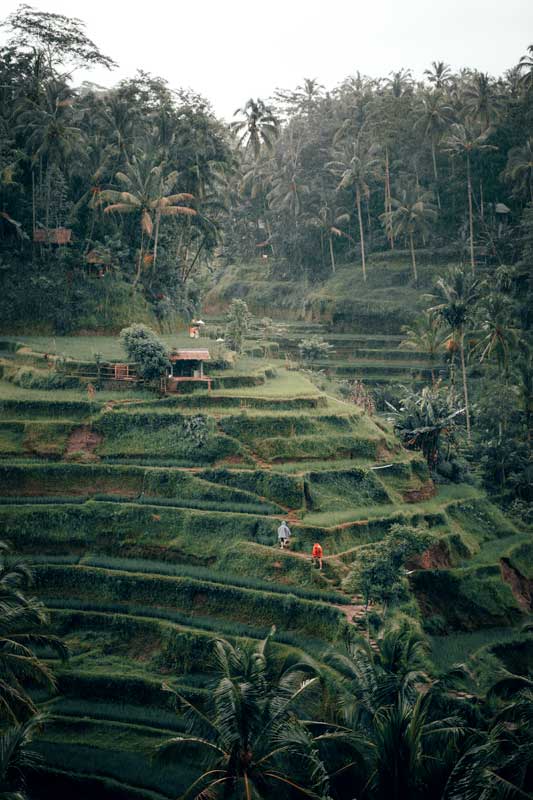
xmin=32 ymin=717 xmax=194 ymax=798
xmin=310 ymin=360 xmax=438 ymax=375
xmin=24 ymin=553 xmax=349 ymax=604
xmin=0 ymin=397 xmax=94 ymax=419
xmin=45 ymin=697 xmax=186 ymax=732
xmin=47 ymin=604 xmax=333 ymax=661
xmin=0 ymin=463 xmax=287 ymax=513
xmin=0 ymin=497 xmax=450 ymax=563
xmin=137 ymin=394 xmax=328 ymax=410
xmin=36 ymin=563 xmax=347 ymax=640
xmin=29 ymin=766 xmax=171 ymax=800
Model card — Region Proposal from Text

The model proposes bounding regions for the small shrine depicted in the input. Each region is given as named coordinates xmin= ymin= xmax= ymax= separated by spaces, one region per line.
xmin=164 ymin=349 xmax=212 ymax=393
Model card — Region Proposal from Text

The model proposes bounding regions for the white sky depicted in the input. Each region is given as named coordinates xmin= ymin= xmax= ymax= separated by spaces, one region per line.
xmin=1 ymin=0 xmax=532 ymax=119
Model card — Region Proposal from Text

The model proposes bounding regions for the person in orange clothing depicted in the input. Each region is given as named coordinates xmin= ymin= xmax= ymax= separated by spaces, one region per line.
xmin=312 ymin=542 xmax=323 ymax=571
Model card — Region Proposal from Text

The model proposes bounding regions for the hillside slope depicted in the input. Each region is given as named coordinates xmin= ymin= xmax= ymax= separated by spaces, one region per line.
xmin=0 ymin=337 xmax=530 ymax=798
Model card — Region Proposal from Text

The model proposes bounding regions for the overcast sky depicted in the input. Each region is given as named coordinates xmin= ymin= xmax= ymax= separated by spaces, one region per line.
xmin=1 ymin=0 xmax=532 ymax=119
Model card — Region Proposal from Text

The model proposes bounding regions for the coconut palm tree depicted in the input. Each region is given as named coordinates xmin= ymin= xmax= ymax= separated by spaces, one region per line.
xmin=157 ymin=634 xmax=332 ymax=800
xmin=424 ymin=61 xmax=453 ymax=91
xmin=326 ymin=624 xmax=431 ymax=729
xmin=232 ymin=99 xmax=279 ymax=159
xmin=430 ymin=268 xmax=481 ymax=440
xmin=381 ymin=187 xmax=438 ymax=283
xmin=400 ymin=310 xmax=448 ymax=383
xmin=0 ymin=544 xmax=68 ymax=725
xmin=0 ymin=715 xmax=43 ymax=799
xmin=326 ymin=625 xmax=467 ymax=800
xmin=327 ymin=135 xmax=381 ymax=281
xmin=414 ymin=92 xmax=454 ymax=206
xmin=517 ymin=44 xmax=533 ymax=90
xmin=100 ymin=158 xmax=196 ymax=286
xmin=473 ymin=294 xmax=519 ymax=376
xmin=462 ymin=72 xmax=505 ymax=129
xmin=504 ymin=138 xmax=533 ymax=202
xmin=16 ymin=81 xmax=84 ymax=231
xmin=267 ymin=164 xmax=310 ymax=221
xmin=443 ymin=123 xmax=497 ymax=271
xmin=304 ymin=203 xmax=351 ymax=273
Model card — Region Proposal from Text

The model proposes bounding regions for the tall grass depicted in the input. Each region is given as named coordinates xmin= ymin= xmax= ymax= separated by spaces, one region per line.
xmin=76 ymin=554 xmax=349 ymax=604
xmin=47 ymin=599 xmax=333 ymax=657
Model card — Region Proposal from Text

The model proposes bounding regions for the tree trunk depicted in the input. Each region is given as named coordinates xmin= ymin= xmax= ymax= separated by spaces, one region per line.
xmin=460 ymin=331 xmax=471 ymax=441
xmin=409 ymin=232 xmax=418 ymax=284
xmin=385 ymin=147 xmax=394 ymax=249
xmin=31 ymin=169 xmax=36 ymax=236
xmin=467 ymin=154 xmax=475 ymax=272
xmin=431 ymin=141 xmax=441 ymax=208
xmin=479 ymin=178 xmax=484 ymax=220
xmin=356 ymin=186 xmax=367 ymax=282
xmin=133 ymin=228 xmax=144 ymax=289
xmin=153 ymin=210 xmax=161 ymax=269
xmin=328 ymin=234 xmax=336 ymax=273
xmin=45 ymin=166 xmax=51 ymax=234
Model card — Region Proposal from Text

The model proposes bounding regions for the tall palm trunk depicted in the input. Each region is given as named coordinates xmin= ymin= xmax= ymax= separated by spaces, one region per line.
xmin=409 ymin=232 xmax=418 ymax=284
xmin=31 ymin=168 xmax=36 ymax=236
xmin=431 ymin=140 xmax=441 ymax=208
xmin=356 ymin=186 xmax=367 ymax=282
xmin=466 ymin=153 xmax=475 ymax=272
xmin=153 ymin=210 xmax=161 ymax=269
xmin=45 ymin=166 xmax=51 ymax=233
xmin=459 ymin=330 xmax=471 ymax=441
xmin=385 ymin=147 xmax=394 ymax=249
xmin=133 ymin=229 xmax=144 ymax=289
xmin=328 ymin=234 xmax=336 ymax=273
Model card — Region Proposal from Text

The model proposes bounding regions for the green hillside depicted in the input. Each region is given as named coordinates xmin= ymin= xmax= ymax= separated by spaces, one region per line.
xmin=0 ymin=332 xmax=530 ymax=798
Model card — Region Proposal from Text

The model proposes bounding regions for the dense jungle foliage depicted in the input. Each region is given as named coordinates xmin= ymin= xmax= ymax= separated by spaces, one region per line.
xmin=0 ymin=5 xmax=532 ymax=800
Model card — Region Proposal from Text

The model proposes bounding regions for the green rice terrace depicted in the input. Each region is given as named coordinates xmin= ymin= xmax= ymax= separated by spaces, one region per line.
xmin=0 ymin=329 xmax=530 ymax=799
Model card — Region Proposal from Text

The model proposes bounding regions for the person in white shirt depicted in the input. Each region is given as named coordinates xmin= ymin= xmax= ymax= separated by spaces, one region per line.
xmin=277 ymin=521 xmax=291 ymax=549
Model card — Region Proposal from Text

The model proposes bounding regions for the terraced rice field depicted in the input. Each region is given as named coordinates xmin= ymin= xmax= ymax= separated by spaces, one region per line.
xmin=0 ymin=334 xmax=528 ymax=799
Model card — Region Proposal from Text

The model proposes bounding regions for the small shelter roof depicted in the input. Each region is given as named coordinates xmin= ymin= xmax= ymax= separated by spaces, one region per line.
xmin=169 ymin=349 xmax=211 ymax=362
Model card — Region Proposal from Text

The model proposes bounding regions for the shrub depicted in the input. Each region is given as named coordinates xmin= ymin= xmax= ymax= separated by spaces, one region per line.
xmin=225 ymin=299 xmax=252 ymax=353
xmin=119 ymin=324 xmax=170 ymax=381
xmin=298 ymin=336 xmax=334 ymax=362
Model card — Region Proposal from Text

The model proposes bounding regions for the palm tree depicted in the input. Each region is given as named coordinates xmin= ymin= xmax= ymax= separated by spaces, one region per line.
xmin=232 ymin=99 xmax=279 ymax=159
xmin=517 ymin=44 xmax=533 ymax=90
xmin=326 ymin=624 xmax=430 ymax=729
xmin=443 ymin=677 xmax=533 ymax=800
xmin=430 ymin=268 xmax=481 ymax=440
xmin=101 ymin=158 xmax=196 ymax=286
xmin=157 ymin=634 xmax=331 ymax=800
xmin=327 ymin=135 xmax=381 ymax=281
xmin=462 ymin=72 xmax=504 ymax=129
xmin=424 ymin=61 xmax=453 ymax=91
xmin=503 ymin=138 xmax=533 ymax=202
xmin=267 ymin=164 xmax=310 ymax=220
xmin=381 ymin=187 xmax=438 ymax=283
xmin=304 ymin=204 xmax=351 ymax=273
xmin=326 ymin=625 xmax=466 ymax=800
xmin=473 ymin=294 xmax=519 ymax=376
xmin=68 ymin=135 xmax=116 ymax=248
xmin=16 ymin=81 xmax=83 ymax=232
xmin=0 ymin=545 xmax=68 ymax=725
xmin=443 ymin=123 xmax=497 ymax=271
xmin=414 ymin=92 xmax=454 ymax=206
xmin=400 ymin=310 xmax=448 ymax=383
xmin=0 ymin=715 xmax=43 ymax=799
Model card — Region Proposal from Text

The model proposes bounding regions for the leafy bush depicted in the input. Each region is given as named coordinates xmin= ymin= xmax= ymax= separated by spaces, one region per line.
xmin=119 ymin=324 xmax=170 ymax=381
xmin=298 ymin=336 xmax=334 ymax=362
xmin=225 ymin=299 xmax=252 ymax=353
xmin=7 ymin=366 xmax=81 ymax=390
